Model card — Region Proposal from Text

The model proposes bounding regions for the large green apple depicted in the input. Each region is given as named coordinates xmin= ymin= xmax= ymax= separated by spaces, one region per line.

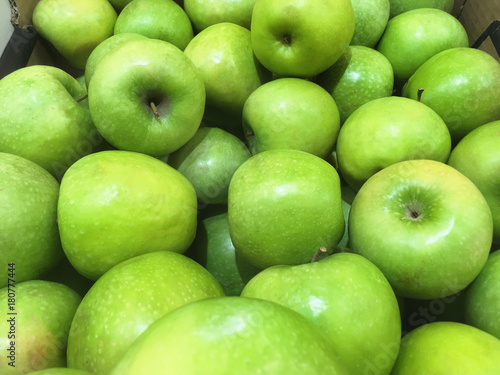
xmin=184 ymin=0 xmax=256 ymax=32
xmin=241 ymin=252 xmax=401 ymax=375
xmin=0 ymin=153 xmax=62 ymax=288
xmin=448 ymin=120 xmax=500 ymax=246
xmin=168 ymin=127 xmax=251 ymax=204
xmin=0 ymin=281 xmax=81 ymax=374
xmin=349 ymin=160 xmax=493 ymax=299
xmin=88 ymin=38 xmax=205 ymax=156
xmin=350 ymin=0 xmax=390 ymax=47
xmin=57 ymin=150 xmax=198 ymax=280
xmin=0 ymin=65 xmax=99 ymax=179
xmin=32 ymin=0 xmax=117 ymax=70
xmin=67 ymin=251 xmax=224 ymax=374
xmin=391 ymin=322 xmax=500 ymax=374
xmin=228 ymin=149 xmax=344 ymax=269
xmin=377 ymin=8 xmax=468 ymax=84
xmin=114 ymin=0 xmax=193 ymax=51
xmin=242 ymin=78 xmax=340 ymax=159
xmin=109 ymin=297 xmax=348 ymax=374
xmin=316 ymin=45 xmax=394 ymax=124
xmin=250 ymin=0 xmax=355 ymax=77
xmin=336 ymin=96 xmax=451 ymax=191
xmin=403 ymin=48 xmax=500 ymax=143
xmin=464 ymin=250 xmax=500 ymax=339
xmin=389 ymin=0 xmax=454 ymax=18
xmin=184 ymin=22 xmax=271 ymax=136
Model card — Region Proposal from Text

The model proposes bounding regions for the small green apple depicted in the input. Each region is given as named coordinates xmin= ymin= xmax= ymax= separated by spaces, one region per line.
xmin=109 ymin=297 xmax=348 ymax=374
xmin=242 ymin=78 xmax=340 ymax=159
xmin=389 ymin=0 xmax=454 ymax=18
xmin=316 ymin=45 xmax=394 ymax=124
xmin=228 ymin=149 xmax=344 ymax=269
xmin=391 ymin=322 xmax=500 ymax=374
xmin=0 ymin=281 xmax=81 ymax=374
xmin=349 ymin=160 xmax=493 ymax=299
xmin=114 ymin=0 xmax=193 ymax=51
xmin=250 ymin=0 xmax=355 ymax=77
xmin=448 ymin=120 xmax=500 ymax=246
xmin=168 ymin=127 xmax=251 ymax=204
xmin=350 ymin=0 xmax=390 ymax=47
xmin=403 ymin=48 xmax=500 ymax=143
xmin=32 ymin=0 xmax=117 ymax=70
xmin=67 ymin=251 xmax=224 ymax=374
xmin=57 ymin=150 xmax=198 ymax=280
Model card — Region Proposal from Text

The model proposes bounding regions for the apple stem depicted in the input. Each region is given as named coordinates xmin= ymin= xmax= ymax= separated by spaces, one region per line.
xmin=150 ymin=102 xmax=160 ymax=118
xmin=76 ymin=94 xmax=88 ymax=103
xmin=417 ymin=88 xmax=424 ymax=102
xmin=311 ymin=246 xmax=327 ymax=263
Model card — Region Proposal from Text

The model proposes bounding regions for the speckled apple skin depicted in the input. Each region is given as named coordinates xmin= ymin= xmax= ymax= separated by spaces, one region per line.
xmin=389 ymin=0 xmax=454 ymax=18
xmin=350 ymin=0 xmax=390 ymax=48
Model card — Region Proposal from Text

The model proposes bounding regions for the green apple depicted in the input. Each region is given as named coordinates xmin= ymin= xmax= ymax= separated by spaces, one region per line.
xmin=349 ymin=160 xmax=493 ymax=299
xmin=85 ymin=33 xmax=148 ymax=87
xmin=228 ymin=149 xmax=344 ymax=269
xmin=0 ymin=153 xmax=62 ymax=288
xmin=0 ymin=280 xmax=81 ymax=374
xmin=336 ymin=96 xmax=451 ymax=191
xmin=0 ymin=65 xmax=99 ymax=179
xmin=316 ymin=45 xmax=394 ymax=124
xmin=109 ymin=297 xmax=348 ymax=374
xmin=184 ymin=0 xmax=256 ymax=32
xmin=464 ymin=250 xmax=500 ymax=339
xmin=389 ymin=0 xmax=454 ymax=18
xmin=168 ymin=127 xmax=251 ymax=204
xmin=242 ymin=78 xmax=340 ymax=159
xmin=32 ymin=0 xmax=117 ymax=70
xmin=114 ymin=0 xmax=193 ymax=51
xmin=350 ymin=0 xmax=390 ymax=47
xmin=250 ymin=0 xmax=355 ymax=77
xmin=67 ymin=251 xmax=224 ymax=374
xmin=57 ymin=150 xmax=198 ymax=280
xmin=448 ymin=120 xmax=500 ymax=246
xmin=403 ymin=48 xmax=500 ymax=143
xmin=27 ymin=369 xmax=91 ymax=375
xmin=192 ymin=212 xmax=261 ymax=296
xmin=184 ymin=22 xmax=271 ymax=136
xmin=391 ymin=322 xmax=500 ymax=374
xmin=377 ymin=8 xmax=468 ymax=84
xmin=88 ymin=38 xmax=205 ymax=156
xmin=242 ymin=252 xmax=401 ymax=375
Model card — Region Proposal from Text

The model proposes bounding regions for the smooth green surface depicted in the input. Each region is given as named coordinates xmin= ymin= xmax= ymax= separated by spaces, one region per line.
xmin=228 ymin=149 xmax=344 ymax=269
xmin=57 ymin=150 xmax=198 ymax=280
xmin=242 ymin=253 xmax=401 ymax=375
xmin=350 ymin=0 xmax=390 ymax=47
xmin=242 ymin=78 xmax=340 ymax=158
xmin=389 ymin=0 xmax=453 ymax=18
xmin=67 ymin=251 xmax=224 ymax=374
xmin=109 ymin=297 xmax=348 ymax=374
xmin=349 ymin=160 xmax=493 ymax=299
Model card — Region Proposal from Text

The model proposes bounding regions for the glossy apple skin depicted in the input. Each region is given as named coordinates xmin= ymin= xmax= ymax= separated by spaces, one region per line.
xmin=403 ymin=48 xmax=500 ymax=144
xmin=391 ymin=322 xmax=500 ymax=374
xmin=349 ymin=160 xmax=493 ymax=299
xmin=114 ymin=0 xmax=193 ymax=51
xmin=88 ymin=38 xmax=205 ymax=156
xmin=336 ymin=97 xmax=451 ymax=191
xmin=0 ymin=281 xmax=81 ymax=374
xmin=0 ymin=66 xmax=99 ymax=179
xmin=448 ymin=120 xmax=500 ymax=246
xmin=57 ymin=151 xmax=198 ymax=280
xmin=32 ymin=0 xmax=117 ymax=70
xmin=389 ymin=0 xmax=454 ymax=18
xmin=67 ymin=251 xmax=224 ymax=374
xmin=109 ymin=297 xmax=348 ymax=374
xmin=168 ymin=127 xmax=251 ymax=204
xmin=184 ymin=23 xmax=271 ymax=137
xmin=377 ymin=8 xmax=468 ymax=84
xmin=184 ymin=0 xmax=256 ymax=32
xmin=242 ymin=252 xmax=401 ymax=375
xmin=242 ymin=78 xmax=340 ymax=159
xmin=350 ymin=0 xmax=390 ymax=47
xmin=464 ymin=250 xmax=500 ymax=339
xmin=316 ymin=45 xmax=394 ymax=124
xmin=250 ymin=0 xmax=354 ymax=78
xmin=228 ymin=149 xmax=344 ymax=269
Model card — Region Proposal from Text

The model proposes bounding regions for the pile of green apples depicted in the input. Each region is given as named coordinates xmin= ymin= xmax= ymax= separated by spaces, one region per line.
xmin=1 ymin=0 xmax=500 ymax=373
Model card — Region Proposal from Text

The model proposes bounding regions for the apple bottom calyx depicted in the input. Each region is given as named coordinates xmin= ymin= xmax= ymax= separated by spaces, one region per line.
xmin=405 ymin=202 xmax=425 ymax=221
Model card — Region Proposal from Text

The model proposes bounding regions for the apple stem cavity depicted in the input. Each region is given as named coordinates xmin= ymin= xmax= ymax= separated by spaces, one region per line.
xmin=404 ymin=203 xmax=424 ymax=222
xmin=150 ymin=101 xmax=160 ymax=119
xmin=76 ymin=93 xmax=88 ymax=103
xmin=417 ymin=88 xmax=425 ymax=102
xmin=311 ymin=246 xmax=327 ymax=263
xmin=282 ymin=33 xmax=292 ymax=46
